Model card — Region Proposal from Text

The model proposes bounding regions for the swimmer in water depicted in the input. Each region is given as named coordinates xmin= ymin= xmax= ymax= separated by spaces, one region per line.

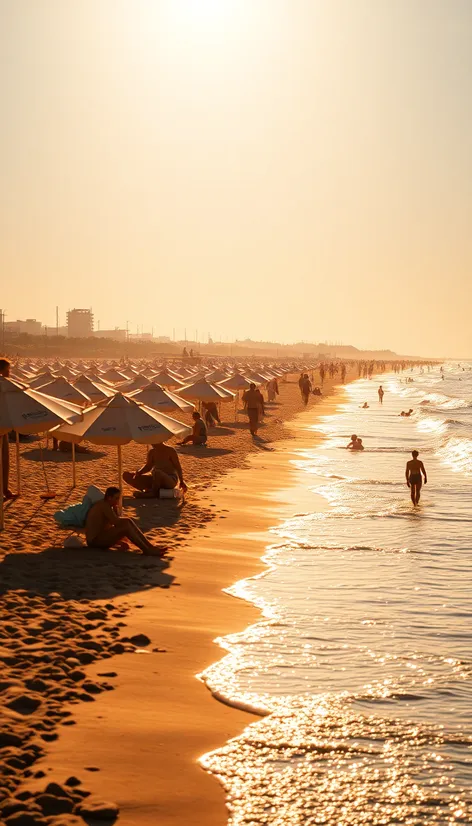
xmin=405 ymin=450 xmax=427 ymax=506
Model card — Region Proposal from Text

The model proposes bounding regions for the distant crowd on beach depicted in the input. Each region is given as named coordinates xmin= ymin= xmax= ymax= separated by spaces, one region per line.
xmin=1 ymin=356 xmax=437 ymax=546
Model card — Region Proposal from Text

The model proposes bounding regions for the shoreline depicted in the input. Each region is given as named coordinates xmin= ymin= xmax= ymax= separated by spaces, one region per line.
xmin=3 ymin=374 xmax=357 ymax=825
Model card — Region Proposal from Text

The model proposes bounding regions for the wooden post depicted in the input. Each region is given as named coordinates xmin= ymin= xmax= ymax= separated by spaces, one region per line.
xmin=16 ymin=431 xmax=21 ymax=495
xmin=117 ymin=444 xmax=122 ymax=486
xmin=0 ymin=436 xmax=4 ymax=530
xmin=72 ymin=442 xmax=76 ymax=487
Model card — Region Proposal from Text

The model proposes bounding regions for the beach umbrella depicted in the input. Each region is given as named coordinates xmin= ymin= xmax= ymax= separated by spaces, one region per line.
xmin=205 ymin=369 xmax=229 ymax=383
xmin=39 ymin=377 xmax=91 ymax=406
xmin=29 ymin=371 xmax=57 ymax=389
xmin=120 ymin=375 xmax=152 ymax=393
xmin=100 ymin=368 xmax=129 ymax=384
xmin=0 ymin=378 xmax=83 ymax=526
xmin=177 ymin=378 xmax=234 ymax=403
xmin=219 ymin=373 xmax=253 ymax=391
xmin=130 ymin=382 xmax=195 ymax=414
xmin=72 ymin=375 xmax=115 ymax=402
xmin=51 ymin=393 xmax=191 ymax=484
xmin=152 ymin=371 xmax=185 ymax=389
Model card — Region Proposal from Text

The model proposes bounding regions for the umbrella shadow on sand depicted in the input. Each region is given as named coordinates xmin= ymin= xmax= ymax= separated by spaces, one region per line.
xmin=21 ymin=448 xmax=107 ymax=463
xmin=0 ymin=546 xmax=174 ymax=600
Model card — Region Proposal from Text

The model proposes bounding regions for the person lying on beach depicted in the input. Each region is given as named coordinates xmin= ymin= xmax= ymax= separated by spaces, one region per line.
xmin=400 ymin=409 xmax=414 ymax=417
xmin=178 ymin=411 xmax=208 ymax=446
xmin=85 ymin=487 xmax=167 ymax=556
xmin=405 ymin=450 xmax=427 ymax=505
xmin=123 ymin=443 xmax=187 ymax=497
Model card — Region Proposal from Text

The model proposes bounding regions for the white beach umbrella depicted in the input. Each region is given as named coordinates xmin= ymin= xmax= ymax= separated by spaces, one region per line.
xmin=72 ymin=375 xmax=115 ymax=402
xmin=120 ymin=375 xmax=152 ymax=393
xmin=0 ymin=378 xmax=83 ymax=526
xmin=39 ymin=377 xmax=91 ymax=406
xmin=51 ymin=392 xmax=191 ymax=483
xmin=100 ymin=368 xmax=129 ymax=384
xmin=152 ymin=371 xmax=185 ymax=389
xmin=177 ymin=378 xmax=235 ymax=405
xmin=130 ymin=382 xmax=195 ymax=414
xmin=29 ymin=371 xmax=58 ymax=389
xmin=219 ymin=373 xmax=253 ymax=391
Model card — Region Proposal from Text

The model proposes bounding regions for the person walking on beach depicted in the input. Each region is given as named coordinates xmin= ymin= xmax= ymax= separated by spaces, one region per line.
xmin=242 ymin=383 xmax=261 ymax=437
xmin=405 ymin=450 xmax=427 ymax=505
xmin=378 ymin=385 xmax=385 ymax=404
xmin=300 ymin=374 xmax=312 ymax=406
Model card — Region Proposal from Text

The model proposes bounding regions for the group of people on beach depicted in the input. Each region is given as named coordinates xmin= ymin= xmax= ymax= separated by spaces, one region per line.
xmin=349 ymin=384 xmax=428 ymax=505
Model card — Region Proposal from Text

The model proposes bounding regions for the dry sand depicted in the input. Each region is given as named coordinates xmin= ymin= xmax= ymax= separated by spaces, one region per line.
xmin=0 ymin=371 xmax=361 ymax=825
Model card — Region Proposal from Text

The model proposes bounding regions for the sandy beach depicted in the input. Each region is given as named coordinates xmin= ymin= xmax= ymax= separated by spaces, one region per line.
xmin=0 ymin=372 xmax=354 ymax=825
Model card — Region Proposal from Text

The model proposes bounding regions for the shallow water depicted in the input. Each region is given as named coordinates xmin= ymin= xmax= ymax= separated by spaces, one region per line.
xmin=201 ymin=363 xmax=472 ymax=825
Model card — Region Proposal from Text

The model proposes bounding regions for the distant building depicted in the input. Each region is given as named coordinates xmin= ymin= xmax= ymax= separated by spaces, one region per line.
xmin=43 ymin=325 xmax=68 ymax=337
xmin=4 ymin=318 xmax=43 ymax=335
xmin=67 ymin=308 xmax=94 ymax=338
xmin=93 ymin=329 xmax=127 ymax=342
xmin=128 ymin=332 xmax=153 ymax=342
xmin=156 ymin=335 xmax=171 ymax=343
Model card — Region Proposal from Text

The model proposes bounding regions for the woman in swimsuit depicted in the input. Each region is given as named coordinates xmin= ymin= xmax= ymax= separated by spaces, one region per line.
xmin=405 ymin=450 xmax=427 ymax=505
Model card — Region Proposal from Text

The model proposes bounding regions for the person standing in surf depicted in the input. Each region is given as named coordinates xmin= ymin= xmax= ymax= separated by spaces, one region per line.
xmin=405 ymin=450 xmax=427 ymax=505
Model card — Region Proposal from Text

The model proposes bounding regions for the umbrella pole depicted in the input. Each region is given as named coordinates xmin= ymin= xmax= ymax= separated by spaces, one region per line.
xmin=0 ymin=437 xmax=4 ymax=530
xmin=72 ymin=442 xmax=76 ymax=487
xmin=16 ymin=431 xmax=21 ymax=496
xmin=117 ymin=445 xmax=122 ymax=487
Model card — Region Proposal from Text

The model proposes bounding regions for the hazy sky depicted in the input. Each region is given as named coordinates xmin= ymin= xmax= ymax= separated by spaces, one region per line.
xmin=2 ymin=0 xmax=471 ymax=356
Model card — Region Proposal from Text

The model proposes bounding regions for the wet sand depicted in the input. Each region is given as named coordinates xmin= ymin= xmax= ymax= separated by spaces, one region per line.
xmin=0 ymin=373 xmax=356 ymax=825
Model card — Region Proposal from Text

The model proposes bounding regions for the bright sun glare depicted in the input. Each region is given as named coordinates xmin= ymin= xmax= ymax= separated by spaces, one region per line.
xmin=167 ymin=0 xmax=241 ymax=30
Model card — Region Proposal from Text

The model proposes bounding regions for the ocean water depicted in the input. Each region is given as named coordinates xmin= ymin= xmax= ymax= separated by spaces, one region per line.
xmin=200 ymin=363 xmax=472 ymax=825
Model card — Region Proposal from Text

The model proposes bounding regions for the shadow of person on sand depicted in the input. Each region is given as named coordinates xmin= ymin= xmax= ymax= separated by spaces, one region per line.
xmin=0 ymin=546 xmax=174 ymax=600
xmin=206 ymin=426 xmax=236 ymax=436
xmin=176 ymin=447 xmax=233 ymax=457
xmin=22 ymin=448 xmax=107 ymax=463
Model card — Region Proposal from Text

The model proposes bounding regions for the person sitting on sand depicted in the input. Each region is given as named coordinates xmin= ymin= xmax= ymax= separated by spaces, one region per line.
xmin=405 ymin=450 xmax=427 ymax=505
xmin=202 ymin=401 xmax=221 ymax=428
xmin=361 ymin=402 xmax=369 ymax=409
xmin=123 ymin=443 xmax=187 ymax=497
xmin=85 ymin=487 xmax=167 ymax=556
xmin=178 ymin=411 xmax=208 ymax=447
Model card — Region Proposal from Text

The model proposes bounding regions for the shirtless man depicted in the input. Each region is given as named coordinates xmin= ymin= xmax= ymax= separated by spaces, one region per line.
xmin=378 ymin=386 xmax=384 ymax=404
xmin=123 ymin=442 xmax=187 ymax=498
xmin=405 ymin=450 xmax=427 ymax=505
xmin=85 ymin=487 xmax=167 ymax=555
xmin=242 ymin=384 xmax=261 ymax=436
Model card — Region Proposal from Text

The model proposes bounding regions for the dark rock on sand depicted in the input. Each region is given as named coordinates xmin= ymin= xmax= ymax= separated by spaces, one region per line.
xmin=77 ymin=798 xmax=119 ymax=820
xmin=36 ymin=792 xmax=74 ymax=815
xmin=129 ymin=633 xmax=151 ymax=647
